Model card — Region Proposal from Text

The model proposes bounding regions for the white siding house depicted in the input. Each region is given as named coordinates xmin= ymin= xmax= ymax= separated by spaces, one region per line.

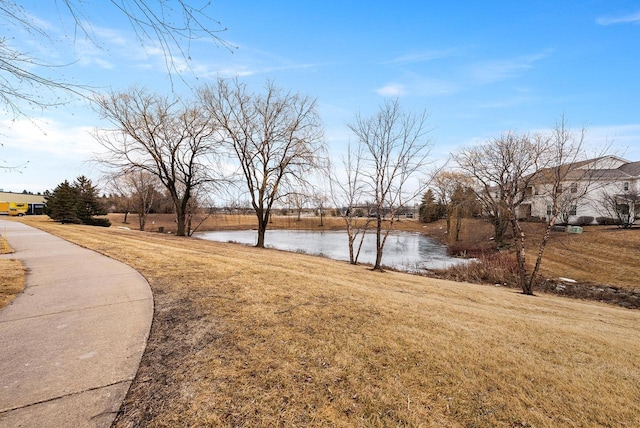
xmin=520 ymin=156 xmax=640 ymax=225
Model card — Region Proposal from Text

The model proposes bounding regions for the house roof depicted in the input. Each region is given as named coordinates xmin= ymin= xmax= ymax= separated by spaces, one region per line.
xmin=532 ymin=155 xmax=639 ymax=183
xmin=585 ymin=169 xmax=633 ymax=180
xmin=618 ymin=161 xmax=640 ymax=177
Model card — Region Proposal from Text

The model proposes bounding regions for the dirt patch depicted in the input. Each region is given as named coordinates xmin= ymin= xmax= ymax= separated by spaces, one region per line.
xmin=536 ymin=279 xmax=640 ymax=309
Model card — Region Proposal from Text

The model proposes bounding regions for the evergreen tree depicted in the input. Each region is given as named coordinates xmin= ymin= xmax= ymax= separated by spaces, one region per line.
xmin=419 ymin=189 xmax=444 ymax=223
xmin=74 ymin=176 xmax=107 ymax=222
xmin=46 ymin=177 xmax=110 ymax=226
xmin=47 ymin=181 xmax=81 ymax=224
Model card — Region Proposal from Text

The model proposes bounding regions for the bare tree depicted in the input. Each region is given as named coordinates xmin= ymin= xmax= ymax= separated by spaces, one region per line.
xmin=599 ymin=189 xmax=639 ymax=228
xmin=432 ymin=171 xmax=475 ymax=240
xmin=201 ymin=78 xmax=325 ymax=248
xmin=286 ymin=192 xmax=308 ymax=221
xmin=454 ymin=131 xmax=548 ymax=294
xmin=312 ymin=189 xmax=329 ymax=227
xmin=108 ymin=169 xmax=161 ymax=231
xmin=527 ymin=118 xmax=595 ymax=290
xmin=0 ymin=0 xmax=231 ymax=117
xmin=348 ymin=99 xmax=433 ymax=271
xmin=94 ymin=87 xmax=223 ymax=236
xmin=330 ymin=142 xmax=372 ymax=264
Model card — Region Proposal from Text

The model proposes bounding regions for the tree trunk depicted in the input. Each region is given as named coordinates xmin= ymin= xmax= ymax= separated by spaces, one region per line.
xmin=528 ymin=222 xmax=553 ymax=292
xmin=138 ymin=214 xmax=146 ymax=231
xmin=373 ymin=215 xmax=383 ymax=270
xmin=348 ymin=234 xmax=355 ymax=264
xmin=454 ymin=210 xmax=462 ymax=241
xmin=355 ymin=229 xmax=366 ymax=264
xmin=510 ymin=218 xmax=531 ymax=295
xmin=174 ymin=193 xmax=190 ymax=236
xmin=256 ymin=211 xmax=268 ymax=248
xmin=176 ymin=213 xmax=187 ymax=236
xmin=528 ymin=211 xmax=560 ymax=292
xmin=345 ymin=218 xmax=356 ymax=264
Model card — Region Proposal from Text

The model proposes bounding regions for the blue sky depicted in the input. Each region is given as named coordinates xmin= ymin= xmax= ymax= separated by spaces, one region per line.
xmin=1 ymin=0 xmax=639 ymax=194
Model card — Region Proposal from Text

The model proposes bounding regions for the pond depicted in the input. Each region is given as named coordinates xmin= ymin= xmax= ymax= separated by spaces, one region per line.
xmin=195 ymin=229 xmax=469 ymax=272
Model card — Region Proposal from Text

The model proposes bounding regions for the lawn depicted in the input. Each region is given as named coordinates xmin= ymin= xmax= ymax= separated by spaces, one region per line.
xmin=11 ymin=215 xmax=640 ymax=427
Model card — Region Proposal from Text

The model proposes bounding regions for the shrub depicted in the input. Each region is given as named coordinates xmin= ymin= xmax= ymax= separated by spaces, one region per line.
xmin=82 ymin=217 xmax=112 ymax=227
xmin=574 ymin=216 xmax=594 ymax=226
xmin=438 ymin=251 xmax=519 ymax=286
xmin=596 ymin=217 xmax=620 ymax=225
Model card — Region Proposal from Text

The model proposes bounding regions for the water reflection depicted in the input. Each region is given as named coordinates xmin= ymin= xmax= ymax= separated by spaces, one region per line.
xmin=195 ymin=229 xmax=468 ymax=271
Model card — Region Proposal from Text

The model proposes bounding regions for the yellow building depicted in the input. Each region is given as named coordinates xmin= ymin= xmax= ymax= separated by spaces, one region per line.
xmin=0 ymin=191 xmax=47 ymax=215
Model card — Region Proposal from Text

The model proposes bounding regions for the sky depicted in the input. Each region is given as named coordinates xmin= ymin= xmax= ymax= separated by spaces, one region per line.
xmin=1 ymin=0 xmax=639 ymax=195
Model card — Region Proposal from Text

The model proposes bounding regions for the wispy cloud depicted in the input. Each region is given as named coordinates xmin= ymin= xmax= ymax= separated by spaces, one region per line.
xmin=173 ymin=39 xmax=320 ymax=80
xmin=87 ymin=24 xmax=129 ymax=46
xmin=467 ymin=51 xmax=550 ymax=84
xmin=75 ymin=39 xmax=116 ymax=69
xmin=411 ymin=75 xmax=461 ymax=96
xmin=596 ymin=12 xmax=640 ymax=25
xmin=376 ymin=74 xmax=461 ymax=98
xmin=476 ymin=95 xmax=535 ymax=109
xmin=376 ymin=83 xmax=405 ymax=96
xmin=384 ymin=49 xmax=459 ymax=65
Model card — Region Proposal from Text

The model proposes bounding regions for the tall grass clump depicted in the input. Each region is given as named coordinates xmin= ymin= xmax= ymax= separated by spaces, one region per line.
xmin=440 ymin=251 xmax=519 ymax=286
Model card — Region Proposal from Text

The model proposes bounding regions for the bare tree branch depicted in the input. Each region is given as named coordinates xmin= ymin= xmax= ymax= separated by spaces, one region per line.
xmin=0 ymin=0 xmax=233 ymax=118
xmin=347 ymin=99 xmax=434 ymax=270
xmin=93 ymin=86 xmax=224 ymax=236
xmin=201 ymin=78 xmax=326 ymax=247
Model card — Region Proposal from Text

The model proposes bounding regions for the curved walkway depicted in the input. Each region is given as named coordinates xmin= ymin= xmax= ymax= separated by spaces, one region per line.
xmin=0 ymin=220 xmax=153 ymax=428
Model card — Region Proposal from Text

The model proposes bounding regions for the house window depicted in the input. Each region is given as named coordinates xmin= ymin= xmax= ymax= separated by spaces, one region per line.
xmin=570 ymin=183 xmax=578 ymax=194
xmin=525 ymin=186 xmax=533 ymax=197
xmin=624 ymin=182 xmax=629 ymax=191
xmin=569 ymin=205 xmax=577 ymax=216
xmin=556 ymin=184 xmax=563 ymax=194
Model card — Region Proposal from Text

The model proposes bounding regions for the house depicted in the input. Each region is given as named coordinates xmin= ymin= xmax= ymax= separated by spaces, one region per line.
xmin=520 ymin=155 xmax=640 ymax=225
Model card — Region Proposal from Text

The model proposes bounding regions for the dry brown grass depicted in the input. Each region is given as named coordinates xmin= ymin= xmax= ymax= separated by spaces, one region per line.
xmin=0 ymin=258 xmax=25 ymax=309
xmin=16 ymin=215 xmax=640 ymax=427
xmin=0 ymin=236 xmax=25 ymax=310
xmin=529 ymin=225 xmax=640 ymax=289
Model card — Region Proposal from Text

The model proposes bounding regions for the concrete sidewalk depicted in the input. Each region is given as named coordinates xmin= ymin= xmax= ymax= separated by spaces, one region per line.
xmin=0 ymin=220 xmax=153 ymax=428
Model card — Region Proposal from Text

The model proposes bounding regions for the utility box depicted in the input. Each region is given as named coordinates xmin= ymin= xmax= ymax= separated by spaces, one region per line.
xmin=566 ymin=226 xmax=583 ymax=234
